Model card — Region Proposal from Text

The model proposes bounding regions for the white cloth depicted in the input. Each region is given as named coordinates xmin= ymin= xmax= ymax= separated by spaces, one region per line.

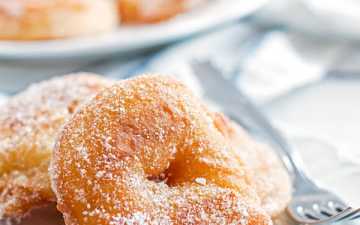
xmin=142 ymin=23 xmax=360 ymax=103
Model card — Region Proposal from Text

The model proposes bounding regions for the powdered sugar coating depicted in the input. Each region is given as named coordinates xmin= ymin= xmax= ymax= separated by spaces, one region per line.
xmin=212 ymin=113 xmax=292 ymax=217
xmin=51 ymin=75 xmax=272 ymax=225
xmin=0 ymin=0 xmax=118 ymax=40
xmin=118 ymin=0 xmax=207 ymax=24
xmin=0 ymin=74 xmax=111 ymax=219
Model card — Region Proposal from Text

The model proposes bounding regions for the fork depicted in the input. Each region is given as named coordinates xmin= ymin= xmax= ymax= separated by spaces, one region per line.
xmin=190 ymin=60 xmax=360 ymax=224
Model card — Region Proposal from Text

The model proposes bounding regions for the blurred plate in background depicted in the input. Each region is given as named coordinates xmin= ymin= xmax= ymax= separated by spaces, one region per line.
xmin=0 ymin=0 xmax=267 ymax=61
xmin=257 ymin=0 xmax=360 ymax=41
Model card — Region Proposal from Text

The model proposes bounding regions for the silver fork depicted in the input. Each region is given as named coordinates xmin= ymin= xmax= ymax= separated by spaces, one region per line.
xmin=190 ymin=60 xmax=360 ymax=224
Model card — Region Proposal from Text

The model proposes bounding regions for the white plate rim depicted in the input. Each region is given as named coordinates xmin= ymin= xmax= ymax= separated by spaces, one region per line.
xmin=0 ymin=0 xmax=268 ymax=60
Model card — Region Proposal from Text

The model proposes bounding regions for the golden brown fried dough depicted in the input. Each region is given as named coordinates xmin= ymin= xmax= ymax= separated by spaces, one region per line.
xmin=0 ymin=73 xmax=290 ymax=223
xmin=0 ymin=74 xmax=111 ymax=219
xmin=212 ymin=113 xmax=292 ymax=217
xmin=51 ymin=75 xmax=273 ymax=225
xmin=0 ymin=0 xmax=118 ymax=40
xmin=118 ymin=0 xmax=206 ymax=23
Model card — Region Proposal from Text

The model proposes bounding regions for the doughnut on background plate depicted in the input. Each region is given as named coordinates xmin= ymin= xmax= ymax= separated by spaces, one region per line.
xmin=0 ymin=0 xmax=267 ymax=60
xmin=118 ymin=0 xmax=207 ymax=24
xmin=0 ymin=0 xmax=268 ymax=93
xmin=0 ymin=0 xmax=118 ymax=40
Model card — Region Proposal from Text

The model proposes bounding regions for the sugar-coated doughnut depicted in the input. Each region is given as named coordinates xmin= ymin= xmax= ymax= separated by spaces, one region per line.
xmin=51 ymin=75 xmax=274 ymax=225
xmin=0 ymin=0 xmax=118 ymax=40
xmin=0 ymin=74 xmax=111 ymax=219
xmin=212 ymin=113 xmax=292 ymax=217
xmin=118 ymin=0 xmax=206 ymax=23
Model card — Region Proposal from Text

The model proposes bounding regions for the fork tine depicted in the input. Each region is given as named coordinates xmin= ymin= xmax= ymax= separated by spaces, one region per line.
xmin=317 ymin=207 xmax=354 ymax=224
xmin=351 ymin=212 xmax=360 ymax=220
xmin=336 ymin=208 xmax=360 ymax=222
xmin=298 ymin=207 xmax=354 ymax=224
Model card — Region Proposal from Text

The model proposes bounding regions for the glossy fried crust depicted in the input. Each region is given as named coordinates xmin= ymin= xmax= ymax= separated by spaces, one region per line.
xmin=0 ymin=74 xmax=111 ymax=219
xmin=51 ymin=75 xmax=273 ymax=225
xmin=0 ymin=0 xmax=118 ymax=40
xmin=118 ymin=0 xmax=206 ymax=23
xmin=212 ymin=113 xmax=292 ymax=217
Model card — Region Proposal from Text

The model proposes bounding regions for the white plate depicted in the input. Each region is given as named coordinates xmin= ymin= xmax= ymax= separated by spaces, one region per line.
xmin=0 ymin=0 xmax=267 ymax=60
